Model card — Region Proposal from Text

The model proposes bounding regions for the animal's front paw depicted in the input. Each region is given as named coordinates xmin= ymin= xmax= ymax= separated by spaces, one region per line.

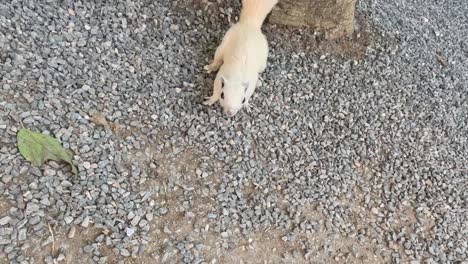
xmin=203 ymin=96 xmax=219 ymax=106
xmin=204 ymin=63 xmax=220 ymax=73
xmin=203 ymin=64 xmax=214 ymax=73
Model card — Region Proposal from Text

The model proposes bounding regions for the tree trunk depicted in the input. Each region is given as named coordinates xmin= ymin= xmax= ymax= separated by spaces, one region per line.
xmin=269 ymin=0 xmax=357 ymax=39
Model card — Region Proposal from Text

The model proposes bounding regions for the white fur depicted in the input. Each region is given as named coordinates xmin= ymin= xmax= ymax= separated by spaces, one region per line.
xmin=204 ymin=0 xmax=278 ymax=116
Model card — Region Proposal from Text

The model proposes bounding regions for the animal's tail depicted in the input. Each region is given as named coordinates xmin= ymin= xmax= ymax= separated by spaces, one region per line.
xmin=239 ymin=0 xmax=278 ymax=29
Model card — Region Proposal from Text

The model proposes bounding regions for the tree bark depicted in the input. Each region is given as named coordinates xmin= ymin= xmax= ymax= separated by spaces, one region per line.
xmin=269 ymin=0 xmax=358 ymax=39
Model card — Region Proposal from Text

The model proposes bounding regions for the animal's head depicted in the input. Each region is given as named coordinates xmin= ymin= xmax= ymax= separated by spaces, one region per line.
xmin=219 ymin=77 xmax=249 ymax=117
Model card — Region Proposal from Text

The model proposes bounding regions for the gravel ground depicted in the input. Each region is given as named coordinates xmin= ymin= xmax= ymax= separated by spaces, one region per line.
xmin=1 ymin=0 xmax=467 ymax=263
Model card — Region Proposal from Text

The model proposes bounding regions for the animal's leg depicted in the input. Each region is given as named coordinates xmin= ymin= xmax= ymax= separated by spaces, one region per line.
xmin=204 ymin=47 xmax=224 ymax=73
xmin=203 ymin=74 xmax=223 ymax=106
xmin=204 ymin=28 xmax=236 ymax=73
xmin=243 ymin=75 xmax=259 ymax=112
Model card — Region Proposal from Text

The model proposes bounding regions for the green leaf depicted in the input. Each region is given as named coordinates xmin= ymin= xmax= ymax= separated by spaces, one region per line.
xmin=17 ymin=128 xmax=78 ymax=176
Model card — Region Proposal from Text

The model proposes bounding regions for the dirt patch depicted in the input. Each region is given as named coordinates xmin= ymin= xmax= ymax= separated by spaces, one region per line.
xmin=302 ymin=233 xmax=387 ymax=264
xmin=294 ymin=203 xmax=386 ymax=264
xmin=97 ymin=245 xmax=123 ymax=264
xmin=212 ymin=230 xmax=303 ymax=264
xmin=25 ymin=225 xmax=105 ymax=264
xmin=266 ymin=13 xmax=373 ymax=60
xmin=201 ymin=222 xmax=385 ymax=264
xmin=119 ymin=145 xmax=222 ymax=263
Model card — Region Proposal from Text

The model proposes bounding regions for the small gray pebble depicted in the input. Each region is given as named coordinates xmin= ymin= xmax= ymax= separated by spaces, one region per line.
xmin=126 ymin=227 xmax=135 ymax=237
xmin=0 ymin=216 xmax=11 ymax=226
xmin=64 ymin=216 xmax=74 ymax=224
xmin=68 ymin=226 xmax=76 ymax=238
xmin=120 ymin=248 xmax=130 ymax=257
xmin=81 ymin=216 xmax=90 ymax=228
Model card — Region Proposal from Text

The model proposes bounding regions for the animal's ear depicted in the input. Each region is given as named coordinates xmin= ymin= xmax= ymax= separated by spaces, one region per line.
xmin=242 ymin=81 xmax=249 ymax=91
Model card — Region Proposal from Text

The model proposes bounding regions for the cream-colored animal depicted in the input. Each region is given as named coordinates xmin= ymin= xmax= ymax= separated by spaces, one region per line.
xmin=204 ymin=0 xmax=278 ymax=116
